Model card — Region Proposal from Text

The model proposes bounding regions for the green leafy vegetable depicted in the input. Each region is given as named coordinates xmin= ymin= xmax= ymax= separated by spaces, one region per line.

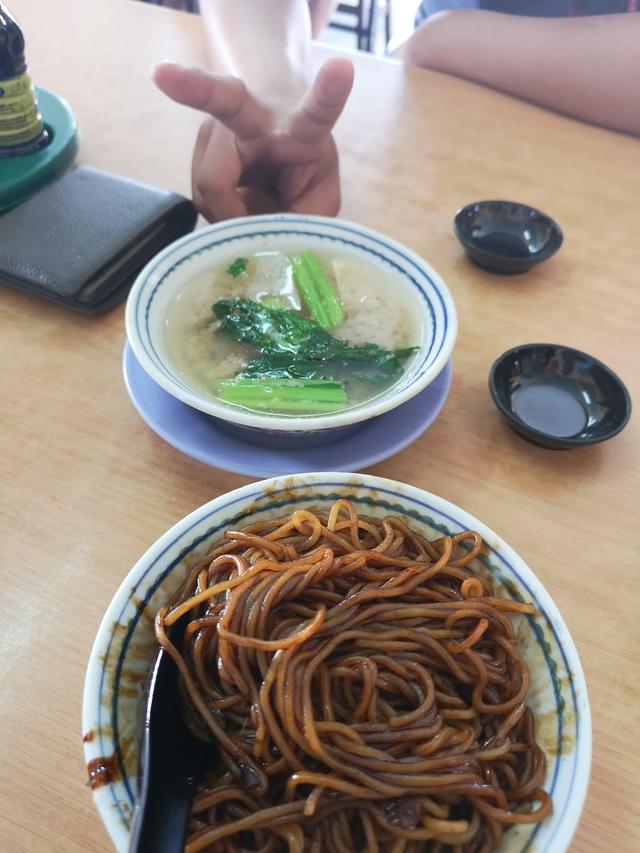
xmin=226 ymin=257 xmax=248 ymax=278
xmin=260 ymin=295 xmax=288 ymax=311
xmin=217 ymin=378 xmax=348 ymax=413
xmin=239 ymin=353 xmax=330 ymax=381
xmin=213 ymin=299 xmax=417 ymax=385
xmin=289 ymin=251 xmax=345 ymax=329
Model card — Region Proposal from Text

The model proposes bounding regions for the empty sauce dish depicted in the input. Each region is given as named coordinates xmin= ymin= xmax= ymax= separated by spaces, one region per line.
xmin=489 ymin=343 xmax=631 ymax=449
xmin=454 ymin=201 xmax=563 ymax=274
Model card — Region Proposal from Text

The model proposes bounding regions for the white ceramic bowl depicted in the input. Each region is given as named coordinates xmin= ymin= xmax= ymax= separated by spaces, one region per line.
xmin=125 ymin=215 xmax=457 ymax=441
xmin=82 ymin=473 xmax=590 ymax=853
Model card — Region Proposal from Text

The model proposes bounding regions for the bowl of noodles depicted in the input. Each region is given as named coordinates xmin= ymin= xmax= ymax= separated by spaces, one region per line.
xmin=125 ymin=214 xmax=457 ymax=447
xmin=82 ymin=473 xmax=591 ymax=852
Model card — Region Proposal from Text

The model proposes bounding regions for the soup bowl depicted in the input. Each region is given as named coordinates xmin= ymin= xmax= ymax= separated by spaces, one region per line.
xmin=125 ymin=215 xmax=457 ymax=447
xmin=82 ymin=472 xmax=590 ymax=853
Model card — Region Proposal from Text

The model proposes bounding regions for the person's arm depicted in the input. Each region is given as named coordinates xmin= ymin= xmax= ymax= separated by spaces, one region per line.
xmin=398 ymin=10 xmax=640 ymax=136
xmin=199 ymin=0 xmax=312 ymax=117
xmin=308 ymin=0 xmax=340 ymax=37
xmin=152 ymin=0 xmax=353 ymax=221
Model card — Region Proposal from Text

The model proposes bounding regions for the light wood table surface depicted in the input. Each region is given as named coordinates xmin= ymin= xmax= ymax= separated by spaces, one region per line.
xmin=1 ymin=0 xmax=638 ymax=850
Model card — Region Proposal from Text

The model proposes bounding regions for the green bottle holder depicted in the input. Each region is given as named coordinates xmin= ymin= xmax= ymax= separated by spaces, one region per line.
xmin=0 ymin=86 xmax=78 ymax=213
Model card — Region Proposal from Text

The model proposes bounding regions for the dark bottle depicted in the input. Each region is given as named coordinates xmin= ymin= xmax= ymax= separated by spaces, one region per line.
xmin=0 ymin=2 xmax=48 ymax=158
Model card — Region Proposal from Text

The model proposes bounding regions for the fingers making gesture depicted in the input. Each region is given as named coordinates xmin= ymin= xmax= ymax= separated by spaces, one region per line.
xmin=153 ymin=58 xmax=354 ymax=221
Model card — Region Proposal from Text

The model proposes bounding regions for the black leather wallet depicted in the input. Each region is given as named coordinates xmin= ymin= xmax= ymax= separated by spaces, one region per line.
xmin=0 ymin=166 xmax=198 ymax=314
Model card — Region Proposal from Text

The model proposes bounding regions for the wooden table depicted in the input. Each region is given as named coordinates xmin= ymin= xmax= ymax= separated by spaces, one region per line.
xmin=1 ymin=0 xmax=638 ymax=850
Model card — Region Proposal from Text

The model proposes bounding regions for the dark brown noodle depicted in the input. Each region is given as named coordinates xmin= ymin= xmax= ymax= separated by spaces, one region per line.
xmin=155 ymin=500 xmax=551 ymax=852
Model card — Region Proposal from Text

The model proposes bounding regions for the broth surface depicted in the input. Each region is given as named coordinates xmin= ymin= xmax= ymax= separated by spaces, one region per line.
xmin=164 ymin=251 xmax=420 ymax=415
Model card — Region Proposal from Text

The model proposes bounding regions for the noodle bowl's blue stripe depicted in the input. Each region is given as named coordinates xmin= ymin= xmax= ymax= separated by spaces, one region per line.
xmin=131 ymin=217 xmax=449 ymax=403
xmin=98 ymin=482 xmax=579 ymax=851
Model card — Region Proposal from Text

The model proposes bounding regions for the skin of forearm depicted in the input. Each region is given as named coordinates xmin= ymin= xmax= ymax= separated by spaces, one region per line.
xmin=199 ymin=0 xmax=311 ymax=112
xmin=308 ymin=0 xmax=340 ymax=37
xmin=400 ymin=10 xmax=640 ymax=135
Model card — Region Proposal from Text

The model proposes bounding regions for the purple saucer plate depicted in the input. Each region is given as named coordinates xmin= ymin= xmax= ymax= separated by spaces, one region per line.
xmin=122 ymin=343 xmax=452 ymax=478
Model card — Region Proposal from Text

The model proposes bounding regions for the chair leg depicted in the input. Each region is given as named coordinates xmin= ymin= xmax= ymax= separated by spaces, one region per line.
xmin=385 ymin=1 xmax=391 ymax=46
xmin=365 ymin=0 xmax=376 ymax=53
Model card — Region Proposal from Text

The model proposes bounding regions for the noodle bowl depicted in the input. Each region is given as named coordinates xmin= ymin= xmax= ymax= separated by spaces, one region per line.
xmin=157 ymin=501 xmax=552 ymax=852
xmin=82 ymin=474 xmax=590 ymax=853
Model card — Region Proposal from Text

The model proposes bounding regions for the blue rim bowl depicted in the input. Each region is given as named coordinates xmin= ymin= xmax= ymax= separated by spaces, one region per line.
xmin=82 ymin=472 xmax=591 ymax=853
xmin=125 ymin=214 xmax=457 ymax=444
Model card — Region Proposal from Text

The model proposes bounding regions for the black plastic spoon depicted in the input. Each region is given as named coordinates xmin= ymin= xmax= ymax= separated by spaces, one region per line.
xmin=128 ymin=618 xmax=216 ymax=853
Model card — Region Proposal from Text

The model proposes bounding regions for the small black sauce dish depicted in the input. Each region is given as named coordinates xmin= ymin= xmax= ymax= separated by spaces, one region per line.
xmin=489 ymin=344 xmax=631 ymax=449
xmin=454 ymin=200 xmax=563 ymax=274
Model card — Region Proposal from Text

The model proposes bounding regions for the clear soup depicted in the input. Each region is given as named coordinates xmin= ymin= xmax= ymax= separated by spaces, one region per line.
xmin=164 ymin=251 xmax=420 ymax=416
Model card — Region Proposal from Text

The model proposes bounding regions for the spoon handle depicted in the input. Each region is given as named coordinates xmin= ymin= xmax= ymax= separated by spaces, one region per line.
xmin=128 ymin=771 xmax=195 ymax=853
xmin=128 ymin=649 xmax=196 ymax=853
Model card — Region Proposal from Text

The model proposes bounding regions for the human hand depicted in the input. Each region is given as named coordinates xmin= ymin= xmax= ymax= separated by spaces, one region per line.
xmin=152 ymin=58 xmax=354 ymax=221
